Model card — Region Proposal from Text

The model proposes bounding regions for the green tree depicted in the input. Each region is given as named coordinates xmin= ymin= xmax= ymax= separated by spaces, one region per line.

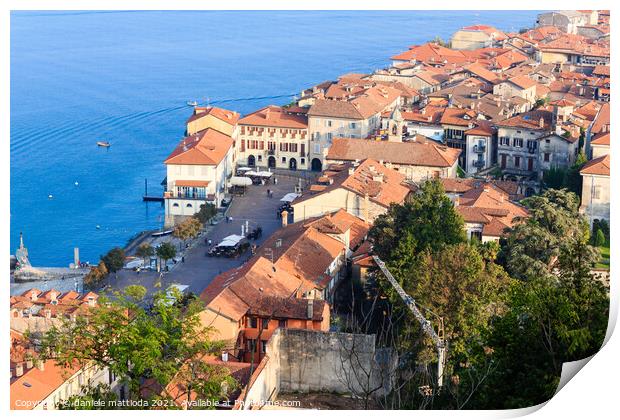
xmin=157 ymin=241 xmax=177 ymax=268
xmin=101 ymin=247 xmax=125 ymax=274
xmin=369 ymin=179 xmax=466 ymax=279
xmin=135 ymin=242 xmax=154 ymax=265
xmin=500 ymin=188 xmax=588 ymax=281
xmin=194 ymin=204 xmax=217 ymax=225
xmin=36 ymin=286 xmax=235 ymax=408
xmin=594 ymin=229 xmax=606 ymax=247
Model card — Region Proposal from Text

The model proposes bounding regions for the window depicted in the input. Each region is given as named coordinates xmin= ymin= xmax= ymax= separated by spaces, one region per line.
xmin=327 ymin=133 xmax=333 ymax=141
xmin=247 ymin=339 xmax=256 ymax=352
xmin=545 ymin=138 xmax=551 ymax=144
xmin=278 ymin=319 xmax=286 ymax=329
xmin=301 ymin=158 xmax=305 ymax=165
xmin=282 ymin=157 xmax=286 ymax=163
xmin=350 ymin=122 xmax=357 ymax=129
xmin=526 ymin=140 xmax=537 ymax=150
xmin=257 ymin=155 xmax=262 ymax=161
xmin=593 ymin=186 xmax=601 ymax=199
xmin=172 ymin=203 xmax=179 ymax=207
xmin=544 ymin=153 xmax=550 ymax=162
xmin=313 ymin=143 xmax=321 ymax=154
xmin=326 ymin=120 xmax=332 ymax=127
xmin=261 ymin=340 xmax=267 ymax=353
xmin=261 ymin=318 xmax=269 ymax=329
xmin=514 ymin=156 xmax=521 ymax=168
xmin=513 ymin=138 xmax=523 ymax=148
xmin=499 ymin=137 xmax=510 ymax=146
xmin=470 ymin=231 xmax=482 ymax=242
xmin=249 ymin=317 xmax=257 ymax=328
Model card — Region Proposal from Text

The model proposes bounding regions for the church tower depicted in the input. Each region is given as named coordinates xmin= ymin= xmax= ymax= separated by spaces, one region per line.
xmin=387 ymin=105 xmax=404 ymax=142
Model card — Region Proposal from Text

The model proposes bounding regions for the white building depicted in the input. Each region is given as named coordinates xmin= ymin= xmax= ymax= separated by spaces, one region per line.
xmin=580 ymin=154 xmax=610 ymax=226
xmin=164 ymin=128 xmax=234 ymax=226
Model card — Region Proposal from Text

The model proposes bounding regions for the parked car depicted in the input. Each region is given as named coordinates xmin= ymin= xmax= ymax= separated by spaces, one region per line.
xmin=246 ymin=226 xmax=263 ymax=240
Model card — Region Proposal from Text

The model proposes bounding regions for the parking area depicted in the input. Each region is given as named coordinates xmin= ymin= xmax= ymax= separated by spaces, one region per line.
xmin=108 ymin=171 xmax=315 ymax=296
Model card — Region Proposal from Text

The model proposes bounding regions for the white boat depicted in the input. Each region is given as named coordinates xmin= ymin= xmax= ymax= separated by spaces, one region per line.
xmin=97 ymin=141 xmax=111 ymax=147
xmin=186 ymin=100 xmax=198 ymax=107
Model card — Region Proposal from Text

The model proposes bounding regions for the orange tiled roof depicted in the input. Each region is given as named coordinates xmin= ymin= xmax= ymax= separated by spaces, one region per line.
xmin=238 ymin=105 xmax=308 ymax=129
xmin=580 ymin=154 xmax=610 ymax=176
xmin=186 ymin=106 xmax=239 ymax=125
xmin=326 ymin=137 xmax=460 ymax=168
xmin=164 ymin=128 xmax=233 ymax=166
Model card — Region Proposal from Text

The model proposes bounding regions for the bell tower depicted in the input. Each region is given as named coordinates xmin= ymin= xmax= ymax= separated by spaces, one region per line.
xmin=388 ymin=105 xmax=404 ymax=142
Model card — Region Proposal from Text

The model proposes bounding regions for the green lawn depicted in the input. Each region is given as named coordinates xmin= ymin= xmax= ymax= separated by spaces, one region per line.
xmin=596 ymin=246 xmax=610 ymax=269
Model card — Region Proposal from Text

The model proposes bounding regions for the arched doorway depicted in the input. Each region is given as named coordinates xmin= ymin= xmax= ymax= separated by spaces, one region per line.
xmin=247 ymin=155 xmax=256 ymax=167
xmin=311 ymin=158 xmax=322 ymax=172
xmin=289 ymin=158 xmax=297 ymax=170
xmin=268 ymin=156 xmax=276 ymax=168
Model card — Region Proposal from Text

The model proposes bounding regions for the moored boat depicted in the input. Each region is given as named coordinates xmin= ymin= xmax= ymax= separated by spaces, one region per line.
xmin=97 ymin=141 xmax=111 ymax=147
xmin=186 ymin=100 xmax=198 ymax=106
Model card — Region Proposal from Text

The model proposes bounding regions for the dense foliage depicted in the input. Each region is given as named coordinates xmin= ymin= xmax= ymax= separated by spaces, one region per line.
xmin=367 ymin=182 xmax=609 ymax=409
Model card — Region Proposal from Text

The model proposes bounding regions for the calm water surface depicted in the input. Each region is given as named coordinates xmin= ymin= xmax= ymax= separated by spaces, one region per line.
xmin=10 ymin=10 xmax=540 ymax=266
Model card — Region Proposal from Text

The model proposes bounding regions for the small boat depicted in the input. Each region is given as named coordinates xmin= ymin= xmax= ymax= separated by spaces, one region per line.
xmin=186 ymin=100 xmax=198 ymax=107
xmin=97 ymin=141 xmax=111 ymax=147
xmin=151 ymin=229 xmax=173 ymax=237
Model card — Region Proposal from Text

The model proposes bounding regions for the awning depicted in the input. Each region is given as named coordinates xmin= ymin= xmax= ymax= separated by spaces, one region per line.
xmin=245 ymin=171 xmax=261 ymax=177
xmin=280 ymin=192 xmax=300 ymax=202
xmin=217 ymin=234 xmax=245 ymax=247
xmin=228 ymin=176 xmax=253 ymax=187
xmin=236 ymin=167 xmax=252 ymax=172
xmin=175 ymin=180 xmax=210 ymax=187
xmin=256 ymin=171 xmax=273 ymax=178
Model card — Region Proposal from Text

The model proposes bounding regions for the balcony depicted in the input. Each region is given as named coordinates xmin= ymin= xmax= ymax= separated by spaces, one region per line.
xmin=165 ymin=191 xmax=209 ymax=200
xmin=473 ymin=144 xmax=486 ymax=153
xmin=267 ymin=149 xmax=275 ymax=156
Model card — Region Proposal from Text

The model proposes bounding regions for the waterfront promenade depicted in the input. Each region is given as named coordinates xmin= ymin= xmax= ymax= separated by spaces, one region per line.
xmin=107 ymin=172 xmax=311 ymax=296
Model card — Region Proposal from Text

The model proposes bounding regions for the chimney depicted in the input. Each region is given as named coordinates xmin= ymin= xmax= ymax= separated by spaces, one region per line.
xmin=26 ymin=358 xmax=33 ymax=370
xmin=221 ymin=351 xmax=229 ymax=362
xmin=539 ymin=117 xmax=545 ymax=129
xmin=281 ymin=210 xmax=289 ymax=227
xmin=307 ymin=299 xmax=314 ymax=319
xmin=36 ymin=360 xmax=45 ymax=371
xmin=454 ymin=196 xmax=460 ymax=206
xmin=348 ymin=167 xmax=355 ymax=175
xmin=15 ymin=363 xmax=24 ymax=377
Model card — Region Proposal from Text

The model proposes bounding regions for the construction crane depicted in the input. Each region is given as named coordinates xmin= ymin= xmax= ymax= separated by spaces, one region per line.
xmin=372 ymin=255 xmax=447 ymax=388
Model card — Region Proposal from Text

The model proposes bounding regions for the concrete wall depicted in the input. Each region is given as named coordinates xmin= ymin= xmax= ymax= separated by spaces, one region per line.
xmin=238 ymin=329 xmax=391 ymax=409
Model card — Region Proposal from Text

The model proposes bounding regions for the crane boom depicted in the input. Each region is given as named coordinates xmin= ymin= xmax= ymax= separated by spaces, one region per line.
xmin=372 ymin=255 xmax=447 ymax=387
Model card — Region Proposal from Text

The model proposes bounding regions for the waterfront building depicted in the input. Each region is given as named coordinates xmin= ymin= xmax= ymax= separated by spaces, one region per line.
xmin=185 ymin=106 xmax=239 ymax=137
xmin=235 ymin=105 xmax=309 ymax=170
xmin=163 ymin=128 xmax=234 ymax=226
xmin=450 ymin=25 xmax=508 ymax=50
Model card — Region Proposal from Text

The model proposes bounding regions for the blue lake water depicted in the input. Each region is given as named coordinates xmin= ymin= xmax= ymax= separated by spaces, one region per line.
xmin=10 ymin=10 xmax=540 ymax=266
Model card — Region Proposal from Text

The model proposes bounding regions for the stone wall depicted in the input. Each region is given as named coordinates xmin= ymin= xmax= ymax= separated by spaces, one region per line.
xmin=237 ymin=329 xmax=394 ymax=409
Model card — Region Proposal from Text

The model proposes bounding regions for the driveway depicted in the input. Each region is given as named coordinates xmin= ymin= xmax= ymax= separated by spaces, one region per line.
xmin=107 ymin=171 xmax=315 ymax=297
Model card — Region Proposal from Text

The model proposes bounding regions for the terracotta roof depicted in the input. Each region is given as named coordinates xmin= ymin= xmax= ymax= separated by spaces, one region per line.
xmin=186 ymin=106 xmax=239 ymax=125
xmin=440 ymin=108 xmax=480 ymax=127
xmin=591 ymin=102 xmax=610 ymax=135
xmin=326 ymin=137 xmax=460 ymax=168
xmin=592 ymin=65 xmax=610 ymax=77
xmin=308 ymin=85 xmax=401 ymax=120
xmin=506 ymin=75 xmax=537 ymax=90
xmin=496 ymin=109 xmax=554 ymax=131
xmin=580 ymin=154 xmax=610 ymax=176
xmin=238 ymin=105 xmax=308 ymax=129
xmin=454 ymin=183 xmax=528 ymax=237
xmin=465 ymin=120 xmax=496 ymax=136
xmin=591 ymin=132 xmax=610 ymax=146
xmin=164 ymin=128 xmax=233 ymax=166
xmin=247 ymin=296 xmax=326 ymax=321
xmin=464 ymin=62 xmax=500 ymax=84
